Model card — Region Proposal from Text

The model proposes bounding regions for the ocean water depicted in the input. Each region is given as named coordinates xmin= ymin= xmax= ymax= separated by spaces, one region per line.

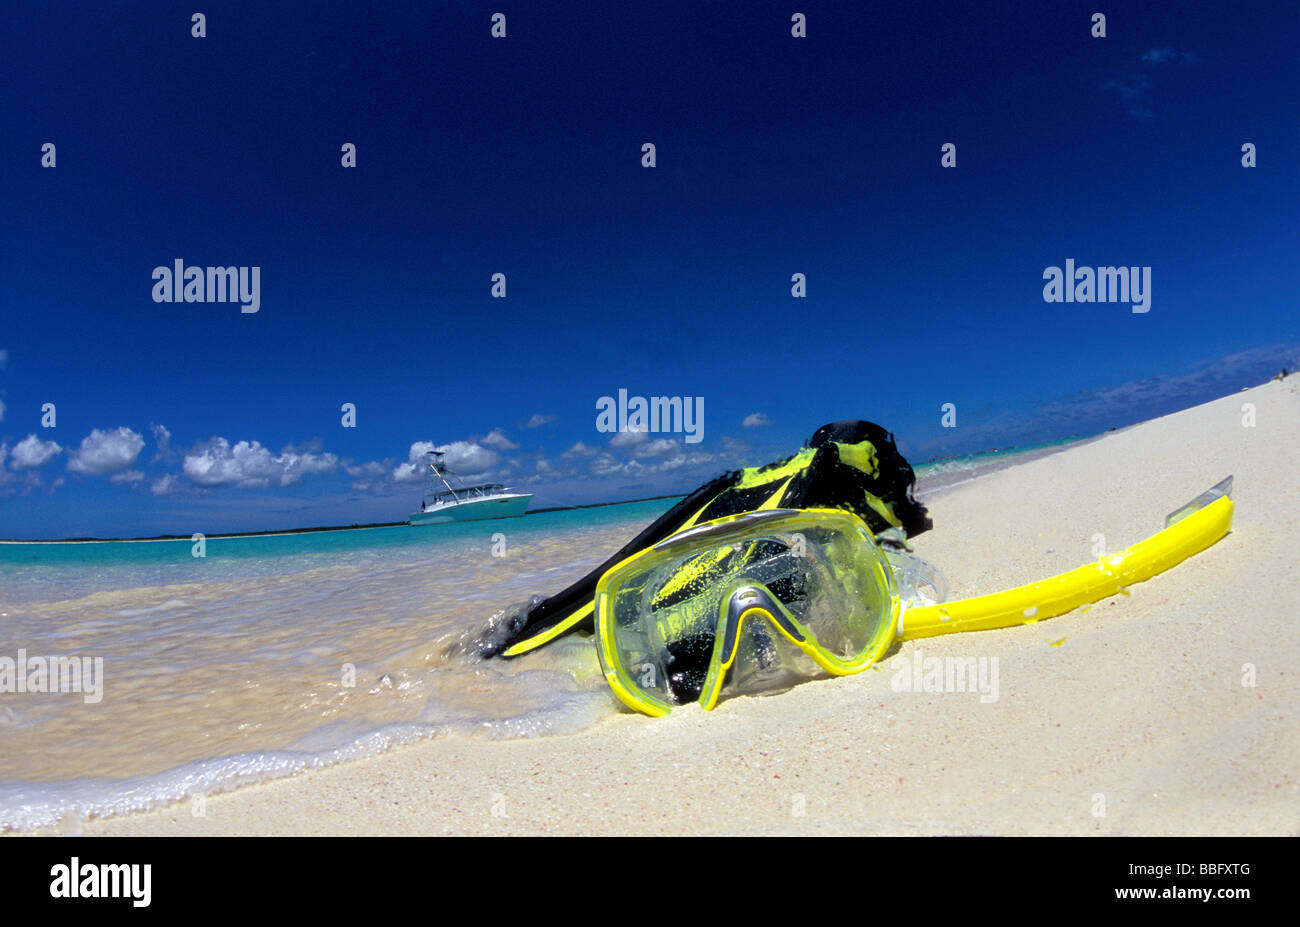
xmin=912 ymin=435 xmax=1094 ymax=493
xmin=0 ymin=445 xmax=1078 ymax=831
xmin=0 ymin=500 xmax=676 ymax=831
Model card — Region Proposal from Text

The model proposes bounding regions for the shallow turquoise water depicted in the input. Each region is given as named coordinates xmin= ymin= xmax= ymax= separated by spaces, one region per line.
xmin=0 ymin=499 xmax=678 ymax=830
xmin=0 ymin=499 xmax=682 ymax=605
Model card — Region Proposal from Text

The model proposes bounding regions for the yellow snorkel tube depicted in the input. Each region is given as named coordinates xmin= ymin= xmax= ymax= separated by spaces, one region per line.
xmin=896 ymin=476 xmax=1234 ymax=640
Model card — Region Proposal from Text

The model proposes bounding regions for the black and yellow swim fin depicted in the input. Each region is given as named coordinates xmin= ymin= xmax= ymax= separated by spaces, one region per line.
xmin=479 ymin=420 xmax=931 ymax=658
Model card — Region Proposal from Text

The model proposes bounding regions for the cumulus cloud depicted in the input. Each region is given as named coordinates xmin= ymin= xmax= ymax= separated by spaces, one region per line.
xmin=609 ymin=427 xmax=649 ymax=449
xmin=343 ymin=459 xmax=391 ymax=492
xmin=438 ymin=440 xmax=500 ymax=476
xmin=150 ymin=474 xmax=180 ymax=496
xmin=392 ymin=441 xmax=436 ymax=483
xmin=151 ymin=423 xmax=176 ymax=462
xmin=392 ymin=440 xmax=500 ymax=482
xmin=182 ymin=437 xmax=339 ymax=488
xmin=634 ymin=438 xmax=681 ymax=459
xmin=522 ymin=413 xmax=556 ymax=429
xmin=742 ymin=412 xmax=771 ymax=428
xmin=589 ymin=452 xmax=626 ymax=477
xmin=67 ymin=427 xmax=145 ymax=476
xmin=110 ymin=469 xmax=145 ymax=485
xmin=481 ymin=428 xmax=519 ymax=451
xmin=282 ymin=437 xmax=324 ymax=455
xmin=562 ymin=441 xmax=597 ymax=458
xmin=654 ymin=451 xmax=714 ymax=472
xmin=583 ymin=445 xmax=715 ymax=480
xmin=9 ymin=434 xmax=62 ymax=469
xmin=344 ymin=460 xmax=389 ymax=479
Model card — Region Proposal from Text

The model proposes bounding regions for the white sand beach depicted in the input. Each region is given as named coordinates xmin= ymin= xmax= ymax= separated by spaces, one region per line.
xmin=77 ymin=378 xmax=1300 ymax=836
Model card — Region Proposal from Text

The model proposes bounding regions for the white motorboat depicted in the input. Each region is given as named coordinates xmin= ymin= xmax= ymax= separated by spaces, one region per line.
xmin=407 ymin=451 xmax=532 ymax=525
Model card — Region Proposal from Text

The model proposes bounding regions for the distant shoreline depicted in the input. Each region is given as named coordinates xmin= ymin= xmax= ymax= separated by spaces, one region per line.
xmin=0 ymin=494 xmax=688 ymax=545
xmin=0 ymin=438 xmax=1110 ymax=545
xmin=0 ymin=430 xmax=1142 ymax=545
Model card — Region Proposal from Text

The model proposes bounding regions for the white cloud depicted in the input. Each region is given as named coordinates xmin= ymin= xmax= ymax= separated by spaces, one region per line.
xmin=151 ymin=423 xmax=174 ymax=462
xmin=590 ymin=452 xmax=626 ymax=477
xmin=392 ymin=441 xmax=437 ymax=483
xmin=609 ymin=427 xmax=649 ymax=449
xmin=0 ymin=400 xmax=5 ymax=423
xmin=344 ymin=460 xmax=388 ymax=479
xmin=656 ymin=449 xmax=714 ymax=472
xmin=67 ymin=427 xmax=145 ymax=476
xmin=635 ymin=438 xmax=681 ymax=458
xmin=562 ymin=441 xmax=597 ymax=458
xmin=522 ymin=413 xmax=556 ymax=429
xmin=345 ymin=459 xmax=392 ymax=492
xmin=742 ymin=412 xmax=771 ymax=428
xmin=281 ymin=437 xmax=324 ymax=455
xmin=656 ymin=452 xmax=713 ymax=472
xmin=438 ymin=440 xmax=500 ymax=476
xmin=183 ymin=439 xmax=279 ymax=487
xmin=481 ymin=428 xmax=519 ymax=451
xmin=182 ymin=437 xmax=339 ymax=488
xmin=151 ymin=474 xmax=180 ymax=496
xmin=110 ymin=469 xmax=145 ymax=485
xmin=10 ymin=434 xmax=62 ymax=469
xmin=392 ymin=440 xmax=500 ymax=483
xmin=582 ymin=444 xmax=717 ymax=481
xmin=285 ymin=455 xmax=337 ymax=483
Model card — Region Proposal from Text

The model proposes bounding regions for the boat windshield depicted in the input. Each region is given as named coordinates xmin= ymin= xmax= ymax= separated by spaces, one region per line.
xmin=424 ymin=483 xmax=507 ymax=504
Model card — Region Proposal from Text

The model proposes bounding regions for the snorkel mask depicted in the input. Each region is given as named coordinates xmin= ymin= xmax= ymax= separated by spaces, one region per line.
xmin=594 ymin=479 xmax=1234 ymax=717
xmin=594 ymin=508 xmax=918 ymax=716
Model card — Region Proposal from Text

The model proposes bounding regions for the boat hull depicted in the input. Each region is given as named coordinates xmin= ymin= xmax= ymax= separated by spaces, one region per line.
xmin=408 ymin=493 xmax=532 ymax=525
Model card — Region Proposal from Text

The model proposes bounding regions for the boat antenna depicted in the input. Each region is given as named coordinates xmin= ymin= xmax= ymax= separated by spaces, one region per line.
xmin=424 ymin=450 xmax=459 ymax=500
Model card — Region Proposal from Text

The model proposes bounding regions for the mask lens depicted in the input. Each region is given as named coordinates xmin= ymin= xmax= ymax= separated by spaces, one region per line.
xmin=596 ymin=509 xmax=897 ymax=713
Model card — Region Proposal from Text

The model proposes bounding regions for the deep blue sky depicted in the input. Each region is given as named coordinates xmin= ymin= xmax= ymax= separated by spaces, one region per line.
xmin=1 ymin=1 xmax=1297 ymax=538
